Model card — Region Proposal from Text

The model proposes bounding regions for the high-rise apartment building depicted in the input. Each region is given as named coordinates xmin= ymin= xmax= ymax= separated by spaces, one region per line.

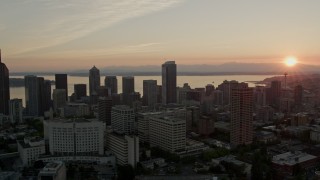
xmin=230 ymin=85 xmax=253 ymax=146
xmin=55 ymin=74 xmax=68 ymax=100
xmin=89 ymin=66 xmax=100 ymax=96
xmin=143 ymin=80 xmax=157 ymax=106
xmin=74 ymin=84 xmax=87 ymax=100
xmin=105 ymin=76 xmax=118 ymax=95
xmin=111 ymin=105 xmax=135 ymax=134
xmin=0 ymin=50 xmax=10 ymax=115
xmin=162 ymin=61 xmax=177 ymax=104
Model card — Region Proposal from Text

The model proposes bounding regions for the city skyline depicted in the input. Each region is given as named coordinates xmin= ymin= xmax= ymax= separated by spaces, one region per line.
xmin=1 ymin=0 xmax=320 ymax=72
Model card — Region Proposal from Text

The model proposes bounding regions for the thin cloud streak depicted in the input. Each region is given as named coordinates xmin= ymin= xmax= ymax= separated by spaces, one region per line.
xmin=9 ymin=0 xmax=184 ymax=55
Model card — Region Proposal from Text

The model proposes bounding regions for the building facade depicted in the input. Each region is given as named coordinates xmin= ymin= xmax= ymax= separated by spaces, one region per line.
xmin=111 ymin=105 xmax=135 ymax=134
xmin=17 ymin=137 xmax=46 ymax=167
xmin=230 ymin=85 xmax=253 ymax=146
xmin=44 ymin=118 xmax=105 ymax=156
xmin=143 ymin=80 xmax=157 ymax=106
xmin=9 ymin=99 xmax=23 ymax=124
xmin=89 ymin=66 xmax=100 ymax=96
xmin=105 ymin=76 xmax=118 ymax=95
xmin=55 ymin=74 xmax=68 ymax=100
xmin=162 ymin=61 xmax=177 ymax=104
xmin=0 ymin=50 xmax=10 ymax=115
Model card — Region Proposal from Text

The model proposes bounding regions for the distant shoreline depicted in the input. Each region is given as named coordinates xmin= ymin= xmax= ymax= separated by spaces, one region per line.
xmin=9 ymin=72 xmax=287 ymax=77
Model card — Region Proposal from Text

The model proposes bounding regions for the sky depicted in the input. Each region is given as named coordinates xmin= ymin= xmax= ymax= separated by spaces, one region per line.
xmin=1 ymin=0 xmax=320 ymax=72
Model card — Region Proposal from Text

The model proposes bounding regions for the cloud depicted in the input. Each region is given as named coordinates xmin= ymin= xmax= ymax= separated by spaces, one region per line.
xmin=7 ymin=0 xmax=184 ymax=55
xmin=31 ymin=42 xmax=164 ymax=58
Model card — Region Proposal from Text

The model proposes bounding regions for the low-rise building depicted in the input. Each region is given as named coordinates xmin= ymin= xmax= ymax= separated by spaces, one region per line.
xmin=272 ymin=151 xmax=318 ymax=178
xmin=17 ymin=137 xmax=46 ymax=167
xmin=38 ymin=161 xmax=66 ymax=180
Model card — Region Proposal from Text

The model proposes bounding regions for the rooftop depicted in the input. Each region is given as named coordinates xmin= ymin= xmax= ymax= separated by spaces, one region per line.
xmin=272 ymin=151 xmax=317 ymax=166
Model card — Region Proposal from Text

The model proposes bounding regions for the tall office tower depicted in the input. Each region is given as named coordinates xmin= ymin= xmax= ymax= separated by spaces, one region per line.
xmin=268 ymin=81 xmax=282 ymax=106
xmin=43 ymin=80 xmax=52 ymax=112
xmin=143 ymin=80 xmax=157 ymax=106
xmin=105 ymin=76 xmax=118 ymax=94
xmin=53 ymin=89 xmax=66 ymax=112
xmin=213 ymin=90 xmax=224 ymax=105
xmin=55 ymin=74 xmax=68 ymax=100
xmin=98 ymin=97 xmax=112 ymax=126
xmin=25 ymin=75 xmax=40 ymax=116
xmin=205 ymin=84 xmax=215 ymax=96
xmin=9 ymin=99 xmax=23 ymax=124
xmin=74 ymin=84 xmax=87 ymax=100
xmin=44 ymin=118 xmax=104 ymax=155
xmin=162 ymin=61 xmax=177 ymax=104
xmin=89 ymin=66 xmax=100 ymax=96
xmin=122 ymin=76 xmax=134 ymax=94
xmin=230 ymin=85 xmax=253 ymax=146
xmin=294 ymin=85 xmax=303 ymax=106
xmin=122 ymin=76 xmax=135 ymax=105
xmin=149 ymin=115 xmax=186 ymax=153
xmin=111 ymin=105 xmax=135 ymax=134
xmin=0 ymin=50 xmax=10 ymax=115
xmin=37 ymin=77 xmax=46 ymax=116
xmin=254 ymin=86 xmax=266 ymax=107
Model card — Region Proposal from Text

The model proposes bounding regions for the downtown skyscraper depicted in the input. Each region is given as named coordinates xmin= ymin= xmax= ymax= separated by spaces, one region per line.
xmin=0 ymin=50 xmax=10 ymax=115
xmin=162 ymin=61 xmax=177 ymax=104
xmin=55 ymin=74 xmax=68 ymax=100
xmin=105 ymin=76 xmax=118 ymax=95
xmin=89 ymin=66 xmax=100 ymax=96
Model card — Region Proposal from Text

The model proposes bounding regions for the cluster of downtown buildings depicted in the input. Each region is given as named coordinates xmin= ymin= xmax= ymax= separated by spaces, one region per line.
xmin=1 ymin=51 xmax=320 ymax=179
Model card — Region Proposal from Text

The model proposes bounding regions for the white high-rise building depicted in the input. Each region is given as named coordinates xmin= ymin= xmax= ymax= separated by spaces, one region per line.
xmin=149 ymin=115 xmax=186 ymax=152
xmin=17 ymin=137 xmax=45 ymax=167
xmin=9 ymin=99 xmax=23 ymax=124
xmin=53 ymin=89 xmax=66 ymax=112
xmin=106 ymin=131 xmax=139 ymax=167
xmin=111 ymin=105 xmax=135 ymax=134
xmin=44 ymin=118 xmax=105 ymax=156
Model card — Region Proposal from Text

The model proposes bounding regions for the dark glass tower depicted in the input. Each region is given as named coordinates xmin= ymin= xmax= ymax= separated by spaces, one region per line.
xmin=55 ymin=74 xmax=68 ymax=100
xmin=0 ymin=50 xmax=10 ymax=115
xmin=74 ymin=84 xmax=87 ymax=99
xmin=89 ymin=66 xmax=100 ymax=96
xmin=162 ymin=61 xmax=177 ymax=104
xmin=105 ymin=76 xmax=118 ymax=95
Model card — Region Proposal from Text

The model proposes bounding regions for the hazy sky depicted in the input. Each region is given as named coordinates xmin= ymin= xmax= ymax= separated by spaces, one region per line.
xmin=1 ymin=0 xmax=320 ymax=72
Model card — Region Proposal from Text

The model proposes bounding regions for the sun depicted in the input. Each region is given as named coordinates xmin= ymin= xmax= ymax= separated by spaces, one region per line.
xmin=285 ymin=56 xmax=298 ymax=67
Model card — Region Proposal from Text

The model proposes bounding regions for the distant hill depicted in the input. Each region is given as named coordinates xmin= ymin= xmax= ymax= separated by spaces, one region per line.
xmin=10 ymin=62 xmax=320 ymax=76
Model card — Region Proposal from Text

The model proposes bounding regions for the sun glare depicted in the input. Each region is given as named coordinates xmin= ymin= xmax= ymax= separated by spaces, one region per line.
xmin=285 ymin=56 xmax=298 ymax=67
